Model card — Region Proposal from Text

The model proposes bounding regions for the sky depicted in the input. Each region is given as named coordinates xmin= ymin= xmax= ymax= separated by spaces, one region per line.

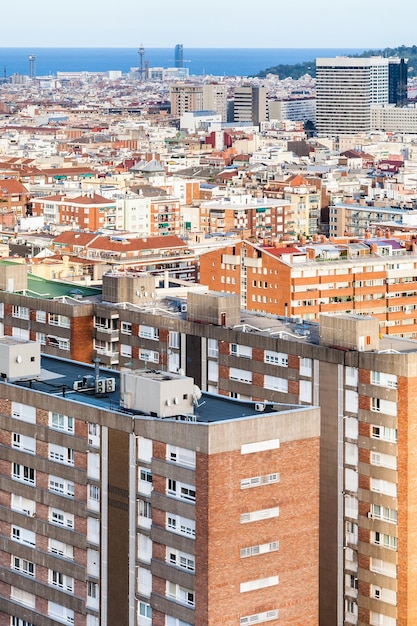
xmin=1 ymin=0 xmax=415 ymax=48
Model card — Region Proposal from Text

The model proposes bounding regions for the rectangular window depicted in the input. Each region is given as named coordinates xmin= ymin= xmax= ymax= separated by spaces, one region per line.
xmin=12 ymin=433 xmax=36 ymax=454
xmin=371 ymin=451 xmax=397 ymax=470
xmin=372 ymin=531 xmax=397 ymax=550
xmin=167 ymin=478 xmax=196 ymax=502
xmin=167 ymin=547 xmax=195 ymax=571
xmin=48 ymin=539 xmax=74 ymax=560
xmin=139 ymin=348 xmax=159 ymax=363
xmin=11 ymin=495 xmax=36 ymax=517
xmin=240 ymin=541 xmax=279 ymax=558
xmin=230 ymin=343 xmax=252 ymax=358
xmin=240 ymin=610 xmax=279 ymax=625
xmin=371 ymin=425 xmax=397 ymax=442
xmin=48 ymin=601 xmax=74 ymax=625
xmin=13 ymin=463 xmax=35 ymax=485
xmin=49 ymin=443 xmax=74 ymax=465
xmin=11 ymin=402 xmax=36 ymax=424
xmin=240 ymin=507 xmax=279 ymax=523
xmin=138 ymin=499 xmax=152 ymax=518
xmin=371 ymin=504 xmax=397 ymax=524
xmin=139 ymin=601 xmax=152 ymax=620
xmin=371 ymin=371 xmax=398 ymax=389
xmin=50 ymin=412 xmax=74 ymax=433
xmin=12 ymin=305 xmax=29 ymax=320
xmin=50 ymin=508 xmax=74 ymax=529
xmin=166 ymin=513 xmax=195 ymax=538
xmin=49 ymin=570 xmax=74 ymax=593
xmin=49 ymin=313 xmax=70 ymax=328
xmin=166 ymin=445 xmax=196 ymax=468
xmin=207 ymin=338 xmax=218 ymax=357
xmin=264 ymin=375 xmax=288 ymax=392
xmin=12 ymin=556 xmax=35 ymax=577
xmin=11 ymin=525 xmax=36 ymax=547
xmin=230 ymin=367 xmax=252 ymax=384
xmin=166 ymin=582 xmax=195 ymax=607
xmin=371 ymin=397 xmax=397 ymax=416
xmin=121 ymin=321 xmax=132 ymax=335
xmin=10 ymin=587 xmax=35 ymax=609
xmin=241 ymin=473 xmax=280 ymax=489
xmin=49 ymin=476 xmax=75 ymax=498
xmin=240 ymin=575 xmax=279 ymax=593
xmin=36 ymin=310 xmax=47 ymax=322
xmin=169 ymin=331 xmax=180 ymax=348
xmin=139 ymin=325 xmax=159 ymax=340
xmin=264 ymin=350 xmax=288 ymax=366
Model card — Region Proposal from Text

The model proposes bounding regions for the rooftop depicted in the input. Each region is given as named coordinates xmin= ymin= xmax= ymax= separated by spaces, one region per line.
xmin=10 ymin=353 xmax=304 ymax=423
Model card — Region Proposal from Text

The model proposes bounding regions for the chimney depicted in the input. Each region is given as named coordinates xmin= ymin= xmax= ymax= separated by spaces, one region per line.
xmin=320 ymin=235 xmax=326 ymax=244
xmin=370 ymin=243 xmax=378 ymax=254
xmin=365 ymin=231 xmax=371 ymax=239
xmin=306 ymin=247 xmax=316 ymax=260
xmin=299 ymin=235 xmax=306 ymax=245
xmin=376 ymin=228 xmax=383 ymax=238
xmin=385 ymin=229 xmax=391 ymax=239
xmin=313 ymin=234 xmax=318 ymax=242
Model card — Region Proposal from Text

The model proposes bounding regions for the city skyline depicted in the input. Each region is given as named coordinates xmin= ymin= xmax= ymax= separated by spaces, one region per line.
xmin=2 ymin=0 xmax=416 ymax=48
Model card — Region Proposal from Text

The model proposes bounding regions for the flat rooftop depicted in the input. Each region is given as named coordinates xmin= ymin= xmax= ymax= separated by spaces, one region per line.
xmin=9 ymin=354 xmax=304 ymax=423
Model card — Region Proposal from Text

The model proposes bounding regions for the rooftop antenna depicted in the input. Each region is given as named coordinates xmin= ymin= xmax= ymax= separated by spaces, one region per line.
xmin=138 ymin=44 xmax=145 ymax=81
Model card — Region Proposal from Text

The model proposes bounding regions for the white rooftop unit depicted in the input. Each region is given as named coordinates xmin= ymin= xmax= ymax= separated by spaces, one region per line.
xmin=120 ymin=369 xmax=195 ymax=418
xmin=0 ymin=337 xmax=41 ymax=382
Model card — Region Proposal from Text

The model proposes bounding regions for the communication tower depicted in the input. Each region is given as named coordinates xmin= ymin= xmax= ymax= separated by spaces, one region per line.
xmin=28 ymin=54 xmax=36 ymax=79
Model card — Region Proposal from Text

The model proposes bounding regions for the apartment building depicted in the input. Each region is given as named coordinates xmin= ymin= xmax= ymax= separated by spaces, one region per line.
xmin=198 ymin=237 xmax=417 ymax=338
xmin=198 ymin=196 xmax=291 ymax=238
xmin=328 ymin=204 xmax=415 ymax=238
xmin=202 ymin=83 xmax=228 ymax=122
xmin=32 ymin=194 xmax=117 ymax=230
xmin=264 ymin=174 xmax=321 ymax=235
xmin=0 ymin=337 xmax=320 ymax=626
xmin=169 ymin=84 xmax=204 ymax=117
xmin=233 ymin=86 xmax=268 ymax=126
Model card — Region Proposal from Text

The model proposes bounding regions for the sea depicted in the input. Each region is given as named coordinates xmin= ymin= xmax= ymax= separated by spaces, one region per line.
xmin=0 ymin=47 xmax=365 ymax=78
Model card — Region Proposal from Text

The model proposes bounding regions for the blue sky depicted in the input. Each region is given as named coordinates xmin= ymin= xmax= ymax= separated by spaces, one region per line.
xmin=2 ymin=0 xmax=415 ymax=48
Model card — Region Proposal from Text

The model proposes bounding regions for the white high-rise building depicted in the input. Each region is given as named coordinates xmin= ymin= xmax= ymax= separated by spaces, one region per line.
xmin=316 ymin=57 xmax=391 ymax=136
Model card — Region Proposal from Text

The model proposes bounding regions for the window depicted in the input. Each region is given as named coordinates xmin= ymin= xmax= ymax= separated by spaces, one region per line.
xmin=207 ymin=338 xmax=218 ymax=357
xmin=167 ymin=479 xmax=196 ymax=502
xmin=240 ymin=576 xmax=279 ymax=593
xmin=240 ymin=541 xmax=279 ymax=558
xmin=264 ymin=350 xmax=288 ymax=366
xmin=371 ymin=397 xmax=397 ymax=416
xmin=166 ymin=445 xmax=196 ymax=468
xmin=139 ymin=349 xmax=159 ymax=363
xmin=230 ymin=367 xmax=252 ymax=384
xmin=87 ymin=581 xmax=98 ymax=599
xmin=11 ymin=618 xmax=35 ymax=626
xmin=49 ymin=313 xmax=70 ymax=327
xmin=372 ymin=531 xmax=397 ymax=550
xmin=371 ymin=425 xmax=397 ymax=442
xmin=10 ymin=587 xmax=35 ymax=609
xmin=50 ymin=412 xmax=74 ymax=433
xmin=12 ymin=305 xmax=29 ymax=320
xmin=139 ymin=499 xmax=152 ymax=519
xmin=50 ymin=508 xmax=74 ymax=529
xmin=11 ymin=495 xmax=36 ymax=517
xmin=371 ymin=371 xmax=397 ymax=389
xmin=48 ymin=601 xmax=74 ymax=625
xmin=300 ymin=357 xmax=312 ymax=377
xmin=240 ymin=610 xmax=279 ymax=625
xmin=48 ymin=539 xmax=74 ymax=560
xmin=13 ymin=463 xmax=35 ymax=485
xmin=240 ymin=507 xmax=279 ymax=523
xmin=169 ymin=331 xmax=180 ymax=348
xmin=121 ymin=321 xmax=132 ymax=335
xmin=89 ymin=484 xmax=100 ymax=501
xmin=371 ymin=504 xmax=397 ymax=524
xmin=11 ymin=402 xmax=35 ymax=424
xmin=370 ymin=558 xmax=396 ymax=578
xmin=240 ymin=473 xmax=280 ymax=489
xmin=49 ymin=476 xmax=75 ymax=498
xmin=12 ymin=433 xmax=35 ymax=454
xmin=140 ymin=468 xmax=152 ymax=483
xmin=139 ymin=602 xmax=152 ymax=620
xmin=166 ymin=513 xmax=195 ymax=538
xmin=49 ymin=443 xmax=74 ymax=465
xmin=12 ymin=556 xmax=35 ymax=577
xmin=49 ymin=570 xmax=74 ymax=593
xmin=37 ymin=331 xmax=46 ymax=345
xmin=139 ymin=325 xmax=159 ymax=340
xmin=167 ymin=547 xmax=195 ymax=571
xmin=230 ymin=343 xmax=252 ymax=358
xmin=264 ymin=375 xmax=288 ymax=392
xmin=121 ymin=344 xmax=132 ymax=358
xmin=11 ymin=526 xmax=35 ymax=547
xmin=36 ymin=310 xmax=47 ymax=322
xmin=371 ymin=451 xmax=397 ymax=470
xmin=166 ymin=582 xmax=194 ymax=607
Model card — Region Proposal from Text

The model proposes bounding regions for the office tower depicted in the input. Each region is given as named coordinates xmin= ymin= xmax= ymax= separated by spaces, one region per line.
xmin=233 ymin=86 xmax=268 ymax=125
xmin=175 ymin=44 xmax=184 ymax=69
xmin=169 ymin=83 xmax=204 ymax=117
xmin=316 ymin=57 xmax=406 ymax=135
xmin=0 ymin=337 xmax=320 ymax=626
xmin=202 ymin=83 xmax=228 ymax=122
xmin=388 ymin=58 xmax=408 ymax=106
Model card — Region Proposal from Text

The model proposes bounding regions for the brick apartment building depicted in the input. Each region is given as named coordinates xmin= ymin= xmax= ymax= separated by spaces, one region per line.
xmin=0 ymin=339 xmax=320 ymax=626
xmin=32 ymin=194 xmax=117 ymax=230
xmin=199 ymin=237 xmax=417 ymax=338
xmin=2 ymin=260 xmax=417 ymax=624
